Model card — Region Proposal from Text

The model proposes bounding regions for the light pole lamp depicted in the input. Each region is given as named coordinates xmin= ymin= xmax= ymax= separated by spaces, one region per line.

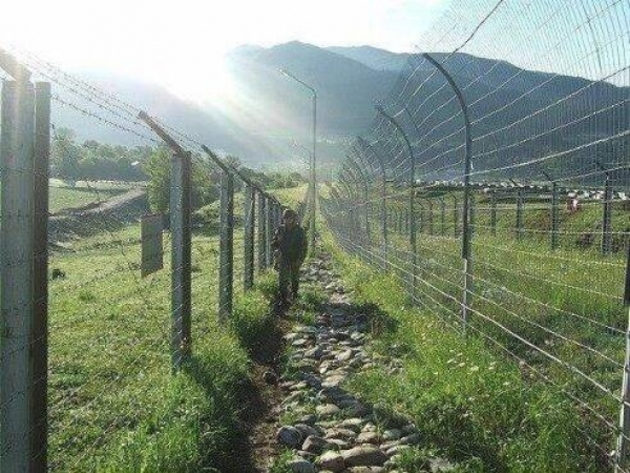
xmin=280 ymin=68 xmax=317 ymax=252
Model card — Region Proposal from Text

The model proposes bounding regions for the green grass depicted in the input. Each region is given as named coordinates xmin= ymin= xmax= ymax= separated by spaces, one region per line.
xmin=49 ymin=180 xmax=139 ymax=213
xmin=322 ymin=234 xmax=606 ymax=472
xmin=47 ymin=219 xmax=276 ymax=471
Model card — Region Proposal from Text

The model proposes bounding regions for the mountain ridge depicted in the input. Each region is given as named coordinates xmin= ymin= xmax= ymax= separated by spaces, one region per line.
xmin=52 ymin=41 xmax=626 ymax=174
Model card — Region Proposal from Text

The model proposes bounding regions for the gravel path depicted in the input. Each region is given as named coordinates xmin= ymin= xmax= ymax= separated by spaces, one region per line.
xmin=268 ymin=253 xmax=456 ymax=473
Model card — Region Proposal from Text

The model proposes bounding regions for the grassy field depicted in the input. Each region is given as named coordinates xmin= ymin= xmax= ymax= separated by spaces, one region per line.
xmin=321 ymin=233 xmax=608 ymax=472
xmin=46 ymin=208 xmax=277 ymax=471
xmin=321 ymin=187 xmax=628 ymax=472
xmin=48 ymin=180 xmax=140 ymax=213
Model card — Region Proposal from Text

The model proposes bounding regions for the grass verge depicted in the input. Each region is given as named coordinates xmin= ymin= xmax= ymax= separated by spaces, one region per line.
xmin=48 ymin=219 xmax=280 ymax=472
xmin=323 ymin=233 xmax=606 ymax=473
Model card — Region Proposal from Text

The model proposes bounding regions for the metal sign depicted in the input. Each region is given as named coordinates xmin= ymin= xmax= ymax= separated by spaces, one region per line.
xmin=141 ymin=213 xmax=164 ymax=277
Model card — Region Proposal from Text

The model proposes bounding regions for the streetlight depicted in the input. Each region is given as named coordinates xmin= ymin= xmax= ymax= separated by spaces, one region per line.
xmin=280 ymin=68 xmax=317 ymax=252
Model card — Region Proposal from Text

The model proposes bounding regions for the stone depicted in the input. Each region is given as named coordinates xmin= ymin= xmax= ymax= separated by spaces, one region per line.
xmin=401 ymin=424 xmax=418 ymax=435
xmin=379 ymin=440 xmax=400 ymax=451
xmin=382 ymin=428 xmax=402 ymax=441
xmin=325 ymin=428 xmax=357 ymax=440
xmin=294 ymin=423 xmax=321 ymax=438
xmin=342 ymin=446 xmax=388 ymax=467
xmin=339 ymin=418 xmax=364 ymax=432
xmin=298 ymin=414 xmax=318 ymax=425
xmin=305 ymin=346 xmax=324 ymax=359
xmin=326 ymin=438 xmax=350 ymax=449
xmin=346 ymin=467 xmax=386 ymax=473
xmin=336 ymin=349 xmax=354 ymax=362
xmin=429 ymin=457 xmax=456 ymax=472
xmin=385 ymin=445 xmax=410 ymax=457
xmin=302 ymin=435 xmax=328 ymax=454
xmin=316 ymin=451 xmax=346 ymax=472
xmin=292 ymin=338 xmax=310 ymax=347
xmin=290 ymin=381 xmax=308 ymax=391
xmin=399 ymin=433 xmax=421 ymax=445
xmin=288 ymin=459 xmax=317 ymax=473
xmin=356 ymin=431 xmax=380 ymax=444
xmin=322 ymin=374 xmax=346 ymax=388
xmin=277 ymin=426 xmax=303 ymax=448
xmin=316 ymin=404 xmax=341 ymax=417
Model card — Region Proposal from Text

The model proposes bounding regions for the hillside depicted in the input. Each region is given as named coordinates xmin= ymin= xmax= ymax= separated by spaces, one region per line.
xmin=51 ymin=42 xmax=627 ymax=175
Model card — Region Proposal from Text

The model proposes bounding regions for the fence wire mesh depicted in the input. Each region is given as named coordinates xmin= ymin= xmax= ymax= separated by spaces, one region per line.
xmin=326 ymin=0 xmax=629 ymax=471
xmin=0 ymin=46 xmax=286 ymax=471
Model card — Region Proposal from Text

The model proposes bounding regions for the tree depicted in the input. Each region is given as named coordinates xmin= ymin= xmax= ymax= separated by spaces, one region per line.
xmin=143 ymin=148 xmax=219 ymax=214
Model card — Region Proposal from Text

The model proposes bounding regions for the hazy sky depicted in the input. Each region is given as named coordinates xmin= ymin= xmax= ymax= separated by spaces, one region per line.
xmin=1 ymin=0 xmax=447 ymax=98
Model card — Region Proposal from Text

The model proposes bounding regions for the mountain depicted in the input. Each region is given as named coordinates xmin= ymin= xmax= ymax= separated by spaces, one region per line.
xmin=50 ymin=42 xmax=627 ymax=177
xmin=326 ymin=45 xmax=410 ymax=72
xmin=224 ymin=41 xmax=396 ymax=139
xmin=52 ymin=71 xmax=267 ymax=159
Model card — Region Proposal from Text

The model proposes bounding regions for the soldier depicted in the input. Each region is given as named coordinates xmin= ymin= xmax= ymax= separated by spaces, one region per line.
xmin=272 ymin=208 xmax=308 ymax=305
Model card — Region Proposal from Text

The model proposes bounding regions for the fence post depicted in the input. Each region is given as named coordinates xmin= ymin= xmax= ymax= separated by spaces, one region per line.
xmin=470 ymin=195 xmax=476 ymax=236
xmin=170 ymin=151 xmax=192 ymax=369
xmin=266 ymin=199 xmax=274 ymax=268
xmin=551 ymin=182 xmax=559 ymax=250
xmin=490 ymin=190 xmax=497 ymax=236
xmin=427 ymin=199 xmax=434 ymax=236
xmin=219 ymin=171 xmax=234 ymax=320
xmin=244 ymin=184 xmax=255 ymax=290
xmin=33 ymin=81 xmax=51 ymax=473
xmin=137 ymin=112 xmax=192 ymax=371
xmin=602 ymin=172 xmax=613 ymax=256
xmin=515 ymin=188 xmax=524 ymax=241
xmin=616 ymin=245 xmax=630 ymax=471
xmin=440 ymin=198 xmax=446 ymax=236
xmin=258 ymin=193 xmax=267 ymax=271
xmin=453 ymin=196 xmax=459 ymax=237
xmin=422 ymin=53 xmax=473 ymax=333
xmin=1 ymin=79 xmax=37 ymax=473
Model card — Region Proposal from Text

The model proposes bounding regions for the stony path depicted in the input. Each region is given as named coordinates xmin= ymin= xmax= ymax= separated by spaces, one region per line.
xmin=268 ymin=254 xmax=455 ymax=473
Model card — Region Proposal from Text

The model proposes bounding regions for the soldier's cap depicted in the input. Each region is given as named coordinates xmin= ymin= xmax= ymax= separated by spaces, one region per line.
xmin=282 ymin=208 xmax=297 ymax=220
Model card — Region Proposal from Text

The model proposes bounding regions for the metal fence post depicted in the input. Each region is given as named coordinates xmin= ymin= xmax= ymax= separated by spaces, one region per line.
xmin=428 ymin=200 xmax=434 ymax=236
xmin=551 ymin=182 xmax=559 ymax=250
xmin=422 ymin=53 xmax=473 ymax=333
xmin=33 ymin=81 xmax=51 ymax=473
xmin=453 ymin=196 xmax=459 ymax=237
xmin=1 ymin=79 xmax=36 ymax=473
xmin=219 ymin=171 xmax=234 ymax=320
xmin=516 ymin=188 xmax=524 ymax=241
xmin=258 ymin=193 xmax=267 ymax=272
xmin=470 ymin=194 xmax=476 ymax=236
xmin=244 ymin=184 xmax=255 ymax=290
xmin=170 ymin=151 xmax=192 ymax=370
xmin=440 ymin=198 xmax=446 ymax=236
xmin=603 ymin=172 xmax=613 ymax=256
xmin=490 ymin=190 xmax=497 ymax=236
xmin=616 ymin=245 xmax=630 ymax=471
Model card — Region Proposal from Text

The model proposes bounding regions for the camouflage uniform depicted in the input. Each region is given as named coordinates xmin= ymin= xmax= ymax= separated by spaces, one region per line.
xmin=272 ymin=215 xmax=308 ymax=303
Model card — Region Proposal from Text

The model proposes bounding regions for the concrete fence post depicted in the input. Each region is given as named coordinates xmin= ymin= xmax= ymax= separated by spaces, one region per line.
xmin=32 ymin=81 xmax=51 ymax=472
xmin=219 ymin=171 xmax=234 ymax=320
xmin=258 ymin=193 xmax=267 ymax=272
xmin=244 ymin=184 xmax=255 ymax=290
xmin=170 ymin=151 xmax=192 ymax=369
xmin=1 ymin=79 xmax=38 ymax=473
